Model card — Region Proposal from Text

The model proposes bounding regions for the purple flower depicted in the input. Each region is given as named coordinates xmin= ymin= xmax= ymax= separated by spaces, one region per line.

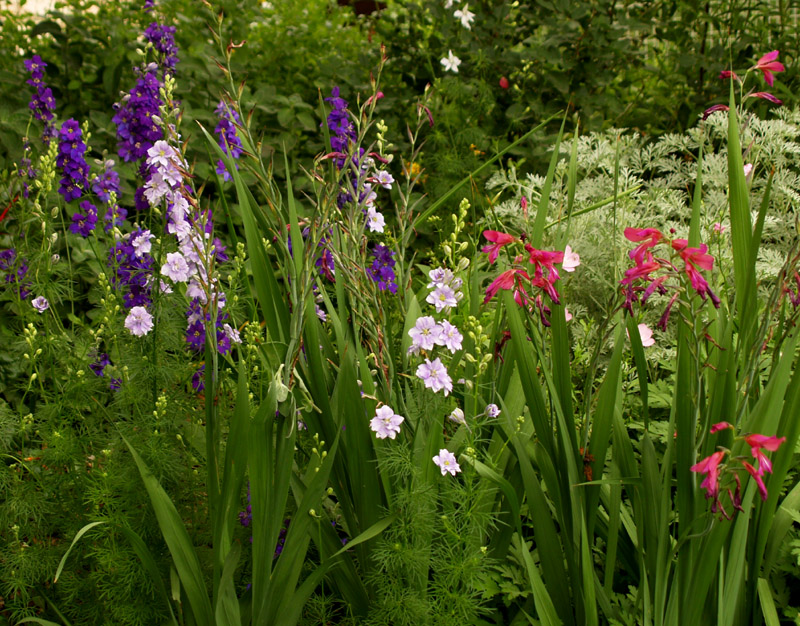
xmin=109 ymin=230 xmax=154 ymax=308
xmin=433 ymin=448 xmax=461 ymax=476
xmin=112 ymin=68 xmax=163 ymax=163
xmin=214 ymin=101 xmax=243 ymax=181
xmin=408 ymin=316 xmax=442 ymax=354
xmin=161 ymin=251 xmax=191 ymax=282
xmin=438 ymin=320 xmax=463 ymax=353
xmin=367 ymin=244 xmax=397 ymax=293
xmin=32 ymin=296 xmax=49 ymax=313
xmin=325 ymin=86 xmax=357 ymax=164
xmin=416 ymin=357 xmax=453 ymax=396
xmin=24 ymin=55 xmax=56 ymax=141
xmin=370 ymin=405 xmax=405 ymax=439
xmin=57 ymin=119 xmax=90 ymax=202
xmin=485 ymin=403 xmax=501 ymax=418
xmin=192 ymin=364 xmax=205 ymax=392
xmin=1 ymin=250 xmax=32 ymax=300
xmin=90 ymin=353 xmax=111 ymax=377
xmin=70 ymin=202 xmax=98 ymax=237
xmin=144 ymin=22 xmax=179 ymax=73
xmin=109 ymin=378 xmax=122 ymax=391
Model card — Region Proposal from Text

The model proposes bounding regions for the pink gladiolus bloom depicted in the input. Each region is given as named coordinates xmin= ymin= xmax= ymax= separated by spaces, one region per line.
xmin=713 ymin=222 xmax=725 ymax=234
xmin=749 ymin=92 xmax=783 ymax=105
xmin=482 ymin=230 xmax=516 ymax=264
xmin=710 ymin=421 xmax=733 ymax=433
xmin=745 ymin=433 xmax=785 ymax=477
xmin=742 ymin=461 xmax=769 ymax=501
xmin=530 ymin=272 xmax=560 ymax=305
xmin=719 ymin=70 xmax=739 ymax=81
xmin=753 ymin=50 xmax=785 ymax=87
xmin=692 ymin=450 xmax=726 ymax=509
xmin=521 ymin=195 xmax=528 ymax=218
xmin=702 ymin=104 xmax=729 ymax=120
xmin=525 ymin=244 xmax=563 ymax=283
xmin=672 ymin=242 xmax=720 ymax=306
xmin=484 ymin=268 xmax=530 ymax=304
xmin=620 ymin=260 xmax=661 ymax=286
xmin=624 ymin=228 xmax=663 ymax=265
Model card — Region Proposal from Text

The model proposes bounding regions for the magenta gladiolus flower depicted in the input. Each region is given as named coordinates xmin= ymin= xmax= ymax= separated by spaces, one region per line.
xmin=753 ymin=50 xmax=785 ymax=87
xmin=749 ymin=92 xmax=783 ymax=105
xmin=719 ymin=70 xmax=739 ymax=81
xmin=691 ymin=450 xmax=726 ymax=510
xmin=624 ymin=228 xmax=663 ymax=265
xmin=702 ymin=104 xmax=729 ymax=120
xmin=710 ymin=421 xmax=733 ymax=433
xmin=745 ymin=433 xmax=785 ymax=479
xmin=482 ymin=230 xmax=516 ymax=264
xmin=484 ymin=268 xmax=529 ymax=304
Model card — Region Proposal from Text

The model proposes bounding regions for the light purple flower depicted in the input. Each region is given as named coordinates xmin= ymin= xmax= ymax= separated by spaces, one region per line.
xmin=146 ymin=140 xmax=178 ymax=170
xmin=375 ymin=170 xmax=394 ymax=189
xmin=416 ymin=357 xmax=453 ymax=396
xmin=315 ymin=304 xmax=327 ymax=321
xmin=161 ymin=252 xmax=191 ymax=282
xmin=485 ymin=403 xmax=501 ymax=418
xmin=433 ymin=448 xmax=461 ymax=476
xmin=32 ymin=296 xmax=49 ymax=313
xmin=427 ymin=284 xmax=459 ymax=312
xmin=223 ymin=323 xmax=241 ymax=344
xmin=131 ymin=230 xmax=154 ymax=257
xmin=370 ymin=405 xmax=405 ymax=439
xmin=408 ymin=316 xmax=442 ymax=353
xmin=125 ymin=306 xmax=154 ymax=337
xmin=438 ymin=320 xmax=463 ymax=353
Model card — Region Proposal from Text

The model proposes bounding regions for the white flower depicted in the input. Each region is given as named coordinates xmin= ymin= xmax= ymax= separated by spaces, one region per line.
xmin=441 ymin=50 xmax=461 ymax=73
xmin=362 ymin=183 xmax=377 ymax=206
xmin=444 ymin=0 xmax=454 ymax=7
xmin=448 ymin=408 xmax=466 ymax=426
xmin=366 ymin=207 xmax=385 ymax=233
xmin=454 ymin=4 xmax=475 ymax=29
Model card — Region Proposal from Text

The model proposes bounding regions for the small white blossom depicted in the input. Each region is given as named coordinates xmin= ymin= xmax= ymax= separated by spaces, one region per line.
xmin=454 ymin=4 xmax=475 ymax=29
xmin=441 ymin=50 xmax=461 ymax=73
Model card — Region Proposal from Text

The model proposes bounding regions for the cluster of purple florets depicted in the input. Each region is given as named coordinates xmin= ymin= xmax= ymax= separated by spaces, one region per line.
xmin=56 ymin=119 xmax=90 ymax=203
xmin=0 ymin=249 xmax=31 ymax=300
xmin=24 ymin=55 xmax=56 ymax=141
xmin=326 ymin=87 xmax=357 ymax=169
xmin=185 ymin=299 xmax=234 ymax=355
xmin=108 ymin=229 xmax=155 ymax=308
xmin=367 ymin=244 xmax=397 ymax=293
xmin=143 ymin=22 xmax=179 ymax=73
xmin=112 ymin=67 xmax=163 ymax=163
xmin=91 ymin=163 xmax=127 ymax=230
xmin=214 ymin=101 xmax=243 ymax=181
xmin=70 ymin=201 xmax=98 ymax=238
xmin=238 ymin=484 xmax=291 ymax=556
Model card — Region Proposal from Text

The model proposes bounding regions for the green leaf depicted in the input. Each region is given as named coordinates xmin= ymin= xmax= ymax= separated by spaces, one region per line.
xmin=54 ymin=521 xmax=106 ymax=583
xmin=122 ymin=436 xmax=214 ymax=626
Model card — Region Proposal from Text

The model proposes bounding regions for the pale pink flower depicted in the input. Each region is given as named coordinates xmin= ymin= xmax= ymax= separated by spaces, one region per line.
xmin=562 ymin=245 xmax=580 ymax=272
xmin=437 ymin=320 xmax=463 ymax=353
xmin=416 ymin=357 xmax=453 ymax=395
xmin=637 ymin=323 xmax=655 ymax=347
xmin=161 ymin=252 xmax=191 ymax=283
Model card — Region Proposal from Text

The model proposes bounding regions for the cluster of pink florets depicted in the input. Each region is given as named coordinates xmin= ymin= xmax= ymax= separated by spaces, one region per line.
xmin=620 ymin=227 xmax=720 ymax=329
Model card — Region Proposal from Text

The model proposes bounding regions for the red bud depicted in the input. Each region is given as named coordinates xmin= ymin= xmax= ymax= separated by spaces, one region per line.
xmin=499 ymin=76 xmax=509 ymax=89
